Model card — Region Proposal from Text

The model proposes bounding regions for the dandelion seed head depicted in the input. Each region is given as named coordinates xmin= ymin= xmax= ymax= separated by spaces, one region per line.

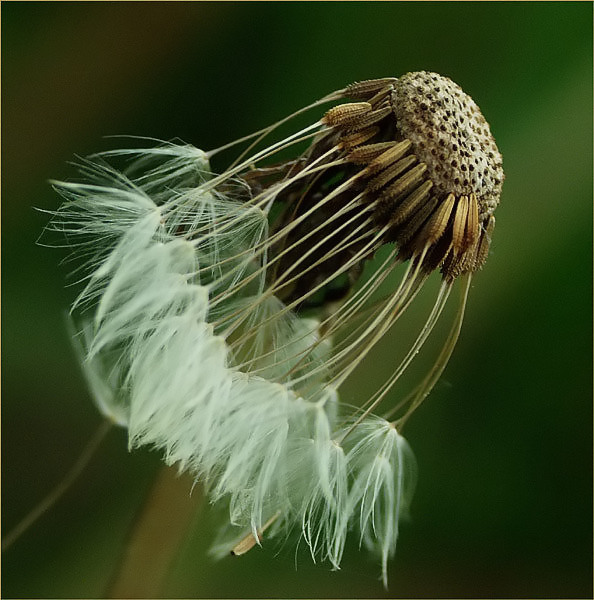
xmin=392 ymin=71 xmax=503 ymax=216
xmin=47 ymin=72 xmax=504 ymax=587
xmin=325 ymin=71 xmax=504 ymax=280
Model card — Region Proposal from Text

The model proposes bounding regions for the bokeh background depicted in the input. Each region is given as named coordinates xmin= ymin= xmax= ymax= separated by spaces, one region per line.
xmin=2 ymin=2 xmax=592 ymax=598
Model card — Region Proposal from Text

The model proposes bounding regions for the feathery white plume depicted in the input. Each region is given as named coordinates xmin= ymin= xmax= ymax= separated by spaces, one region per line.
xmin=345 ymin=417 xmax=417 ymax=587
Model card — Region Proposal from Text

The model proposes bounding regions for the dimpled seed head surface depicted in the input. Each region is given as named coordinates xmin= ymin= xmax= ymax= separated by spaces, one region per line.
xmin=391 ymin=71 xmax=503 ymax=217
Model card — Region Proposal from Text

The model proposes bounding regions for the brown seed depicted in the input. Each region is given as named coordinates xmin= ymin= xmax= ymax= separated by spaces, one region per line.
xmin=416 ymin=192 xmax=456 ymax=248
xmin=474 ymin=215 xmax=495 ymax=270
xmin=343 ymin=77 xmax=398 ymax=100
xmin=387 ymin=180 xmax=434 ymax=228
xmin=365 ymin=140 xmax=413 ymax=175
xmin=395 ymin=195 xmax=440 ymax=249
xmin=322 ymin=102 xmax=372 ymax=128
xmin=337 ymin=126 xmax=380 ymax=151
xmin=452 ymin=195 xmax=469 ymax=255
xmin=342 ymin=105 xmax=392 ymax=132
xmin=378 ymin=163 xmax=428 ymax=205
xmin=464 ymin=193 xmax=480 ymax=250
xmin=347 ymin=141 xmax=400 ymax=165
xmin=368 ymin=155 xmax=417 ymax=192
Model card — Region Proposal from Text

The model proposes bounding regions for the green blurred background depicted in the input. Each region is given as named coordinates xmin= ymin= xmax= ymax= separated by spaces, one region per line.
xmin=2 ymin=2 xmax=592 ymax=597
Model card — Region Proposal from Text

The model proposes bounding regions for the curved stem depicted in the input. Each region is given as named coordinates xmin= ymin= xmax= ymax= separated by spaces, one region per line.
xmin=1 ymin=419 xmax=112 ymax=552
xmin=107 ymin=466 xmax=203 ymax=599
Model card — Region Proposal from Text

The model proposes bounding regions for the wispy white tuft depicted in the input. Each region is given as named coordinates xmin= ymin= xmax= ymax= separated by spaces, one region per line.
xmin=298 ymin=404 xmax=349 ymax=569
xmin=49 ymin=140 xmax=419 ymax=587
xmin=345 ymin=417 xmax=417 ymax=588
xmin=68 ymin=319 xmax=129 ymax=426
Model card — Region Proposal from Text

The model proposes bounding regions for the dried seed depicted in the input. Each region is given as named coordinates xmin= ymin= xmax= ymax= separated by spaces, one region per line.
xmin=337 ymin=126 xmax=380 ymax=151
xmin=387 ymin=180 xmax=434 ymax=228
xmin=347 ymin=141 xmax=399 ymax=164
xmin=341 ymin=105 xmax=392 ymax=132
xmin=322 ymin=102 xmax=372 ymax=128
xmin=378 ymin=162 xmax=427 ymax=204
xmin=474 ymin=214 xmax=495 ymax=270
xmin=464 ymin=192 xmax=480 ymax=250
xmin=395 ymin=195 xmax=440 ymax=249
xmin=368 ymin=155 xmax=417 ymax=192
xmin=365 ymin=139 xmax=413 ymax=175
xmin=230 ymin=512 xmax=280 ymax=556
xmin=343 ymin=77 xmax=398 ymax=99
xmin=416 ymin=192 xmax=456 ymax=249
xmin=452 ymin=195 xmax=469 ymax=255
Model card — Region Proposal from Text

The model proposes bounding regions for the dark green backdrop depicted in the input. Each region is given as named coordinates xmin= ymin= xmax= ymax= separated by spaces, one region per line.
xmin=2 ymin=2 xmax=592 ymax=597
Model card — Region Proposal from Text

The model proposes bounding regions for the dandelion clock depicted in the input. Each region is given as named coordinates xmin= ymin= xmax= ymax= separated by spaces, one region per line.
xmin=46 ymin=71 xmax=503 ymax=587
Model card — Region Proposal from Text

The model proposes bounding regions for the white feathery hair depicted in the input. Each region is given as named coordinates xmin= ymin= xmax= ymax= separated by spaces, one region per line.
xmin=345 ymin=417 xmax=417 ymax=588
xmin=48 ymin=141 xmax=415 ymax=584
xmin=45 ymin=136 xmax=422 ymax=587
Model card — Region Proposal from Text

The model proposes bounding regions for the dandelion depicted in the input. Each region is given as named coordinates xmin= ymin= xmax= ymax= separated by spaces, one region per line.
xmin=47 ymin=71 xmax=503 ymax=586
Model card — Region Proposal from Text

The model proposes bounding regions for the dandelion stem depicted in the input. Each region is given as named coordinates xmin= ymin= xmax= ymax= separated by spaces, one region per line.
xmin=1 ymin=419 xmax=112 ymax=552
xmin=107 ymin=467 xmax=202 ymax=598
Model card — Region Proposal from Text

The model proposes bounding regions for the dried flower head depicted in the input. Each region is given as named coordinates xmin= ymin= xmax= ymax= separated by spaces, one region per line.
xmin=48 ymin=71 xmax=503 ymax=587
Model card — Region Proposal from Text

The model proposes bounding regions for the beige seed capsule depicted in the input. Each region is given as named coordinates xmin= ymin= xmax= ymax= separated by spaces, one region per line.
xmin=451 ymin=194 xmax=470 ymax=256
xmin=368 ymin=155 xmax=418 ymax=192
xmin=343 ymin=77 xmax=398 ymax=99
xmin=230 ymin=513 xmax=280 ymax=557
xmin=337 ymin=126 xmax=380 ymax=151
xmin=256 ymin=71 xmax=503 ymax=304
xmin=365 ymin=140 xmax=413 ymax=175
xmin=347 ymin=141 xmax=400 ymax=165
xmin=321 ymin=102 xmax=372 ymax=128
